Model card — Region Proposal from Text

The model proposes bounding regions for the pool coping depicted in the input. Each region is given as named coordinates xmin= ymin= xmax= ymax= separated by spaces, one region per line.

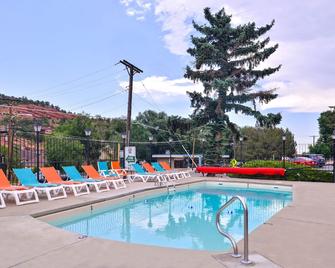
xmin=32 ymin=178 xmax=292 ymax=218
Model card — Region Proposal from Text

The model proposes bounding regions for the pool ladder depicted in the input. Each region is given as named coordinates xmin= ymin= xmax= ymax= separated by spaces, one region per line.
xmin=216 ymin=195 xmax=253 ymax=265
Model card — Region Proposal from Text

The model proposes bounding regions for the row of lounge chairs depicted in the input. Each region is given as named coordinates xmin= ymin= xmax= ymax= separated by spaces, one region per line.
xmin=0 ymin=161 xmax=191 ymax=208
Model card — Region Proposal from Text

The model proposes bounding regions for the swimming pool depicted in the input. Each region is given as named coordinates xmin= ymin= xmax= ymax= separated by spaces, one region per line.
xmin=46 ymin=182 xmax=292 ymax=251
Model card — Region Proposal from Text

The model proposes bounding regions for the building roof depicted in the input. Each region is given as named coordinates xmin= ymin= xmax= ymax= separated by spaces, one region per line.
xmin=152 ymin=154 xmax=202 ymax=159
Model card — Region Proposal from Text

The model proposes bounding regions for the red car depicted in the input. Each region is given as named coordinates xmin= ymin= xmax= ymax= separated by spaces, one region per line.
xmin=292 ymin=157 xmax=317 ymax=167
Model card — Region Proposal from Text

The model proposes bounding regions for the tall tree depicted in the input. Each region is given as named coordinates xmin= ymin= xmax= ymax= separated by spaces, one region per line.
xmin=309 ymin=109 xmax=335 ymax=158
xmin=239 ymin=127 xmax=295 ymax=161
xmin=185 ymin=7 xmax=281 ymax=165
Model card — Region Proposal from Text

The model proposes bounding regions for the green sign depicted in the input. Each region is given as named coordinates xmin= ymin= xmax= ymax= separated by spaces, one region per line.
xmin=126 ymin=155 xmax=136 ymax=162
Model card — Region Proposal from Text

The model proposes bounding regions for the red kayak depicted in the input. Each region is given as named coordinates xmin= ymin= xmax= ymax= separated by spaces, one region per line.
xmin=196 ymin=166 xmax=285 ymax=177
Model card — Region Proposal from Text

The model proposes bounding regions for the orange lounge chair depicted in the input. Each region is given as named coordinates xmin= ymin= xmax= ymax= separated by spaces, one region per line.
xmin=0 ymin=169 xmax=39 ymax=207
xmin=111 ymin=161 xmax=133 ymax=183
xmin=142 ymin=163 xmax=169 ymax=182
xmin=40 ymin=167 xmax=90 ymax=196
xmin=159 ymin=161 xmax=191 ymax=179
xmin=82 ymin=165 xmax=126 ymax=190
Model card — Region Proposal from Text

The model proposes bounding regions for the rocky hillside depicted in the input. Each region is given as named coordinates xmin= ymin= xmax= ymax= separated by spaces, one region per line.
xmin=0 ymin=94 xmax=75 ymax=119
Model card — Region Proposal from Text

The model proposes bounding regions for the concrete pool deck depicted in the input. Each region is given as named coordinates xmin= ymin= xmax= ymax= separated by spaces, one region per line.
xmin=0 ymin=175 xmax=334 ymax=268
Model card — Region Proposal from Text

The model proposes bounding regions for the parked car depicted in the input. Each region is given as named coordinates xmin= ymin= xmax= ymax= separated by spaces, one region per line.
xmin=291 ymin=157 xmax=317 ymax=167
xmin=301 ymin=154 xmax=326 ymax=167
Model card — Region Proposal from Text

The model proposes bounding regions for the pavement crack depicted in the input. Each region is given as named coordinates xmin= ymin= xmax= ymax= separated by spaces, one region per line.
xmin=274 ymin=216 xmax=335 ymax=226
xmin=8 ymin=238 xmax=87 ymax=268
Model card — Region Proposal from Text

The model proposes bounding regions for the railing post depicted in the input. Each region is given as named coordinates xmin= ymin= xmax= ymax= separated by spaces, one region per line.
xmin=241 ymin=200 xmax=252 ymax=265
xmin=216 ymin=196 xmax=253 ymax=265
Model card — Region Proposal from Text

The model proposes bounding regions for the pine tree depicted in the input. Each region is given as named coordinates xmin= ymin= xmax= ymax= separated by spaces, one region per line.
xmin=185 ymin=7 xmax=282 ymax=165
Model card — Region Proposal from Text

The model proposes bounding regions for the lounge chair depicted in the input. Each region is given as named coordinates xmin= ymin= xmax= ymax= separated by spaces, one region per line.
xmin=0 ymin=193 xmax=5 ymax=208
xmin=62 ymin=166 xmax=109 ymax=192
xmin=159 ymin=161 xmax=191 ymax=178
xmin=142 ymin=162 xmax=171 ymax=182
xmin=132 ymin=163 xmax=163 ymax=184
xmin=151 ymin=162 xmax=179 ymax=181
xmin=111 ymin=161 xmax=127 ymax=176
xmin=111 ymin=161 xmax=133 ymax=183
xmin=0 ymin=169 xmax=39 ymax=207
xmin=97 ymin=161 xmax=116 ymax=176
xmin=13 ymin=168 xmax=67 ymax=201
xmin=82 ymin=165 xmax=126 ymax=190
xmin=40 ymin=167 xmax=90 ymax=196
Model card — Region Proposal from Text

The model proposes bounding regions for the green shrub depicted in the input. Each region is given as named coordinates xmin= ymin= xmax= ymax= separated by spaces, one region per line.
xmin=231 ymin=160 xmax=333 ymax=182
xmin=242 ymin=160 xmax=301 ymax=169
xmin=285 ymin=168 xmax=332 ymax=182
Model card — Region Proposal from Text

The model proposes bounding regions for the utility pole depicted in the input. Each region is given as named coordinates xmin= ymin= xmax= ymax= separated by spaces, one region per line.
xmin=119 ymin=60 xmax=143 ymax=146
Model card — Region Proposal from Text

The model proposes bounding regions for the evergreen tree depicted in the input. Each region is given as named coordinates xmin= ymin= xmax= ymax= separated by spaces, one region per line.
xmin=185 ymin=7 xmax=281 ymax=164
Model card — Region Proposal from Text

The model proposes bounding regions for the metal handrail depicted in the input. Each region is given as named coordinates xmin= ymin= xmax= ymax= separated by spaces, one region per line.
xmin=216 ymin=195 xmax=252 ymax=265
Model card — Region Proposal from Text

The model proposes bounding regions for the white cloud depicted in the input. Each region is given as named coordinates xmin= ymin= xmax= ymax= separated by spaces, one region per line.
xmin=261 ymin=81 xmax=335 ymax=113
xmin=120 ymin=76 xmax=203 ymax=102
xmin=120 ymin=0 xmax=133 ymax=7
xmin=120 ymin=0 xmax=243 ymax=55
xmin=257 ymin=36 xmax=335 ymax=112
xmin=120 ymin=0 xmax=152 ymax=20
xmin=154 ymin=0 xmax=243 ymax=55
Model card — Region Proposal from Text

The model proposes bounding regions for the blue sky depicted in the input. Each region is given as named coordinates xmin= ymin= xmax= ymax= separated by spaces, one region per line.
xmin=0 ymin=0 xmax=333 ymax=144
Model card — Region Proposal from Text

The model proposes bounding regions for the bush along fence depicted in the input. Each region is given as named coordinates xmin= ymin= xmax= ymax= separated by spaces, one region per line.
xmin=239 ymin=160 xmax=333 ymax=183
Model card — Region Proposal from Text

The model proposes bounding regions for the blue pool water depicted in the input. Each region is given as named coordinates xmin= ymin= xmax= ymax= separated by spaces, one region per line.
xmin=48 ymin=183 xmax=292 ymax=251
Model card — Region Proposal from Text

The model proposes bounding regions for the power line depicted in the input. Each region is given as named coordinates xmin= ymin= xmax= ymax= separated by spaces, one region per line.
xmin=97 ymin=101 xmax=129 ymax=117
xmin=33 ymin=69 xmax=125 ymax=98
xmin=139 ymin=81 xmax=163 ymax=111
xmin=71 ymin=91 xmax=123 ymax=111
xmin=29 ymin=64 xmax=121 ymax=96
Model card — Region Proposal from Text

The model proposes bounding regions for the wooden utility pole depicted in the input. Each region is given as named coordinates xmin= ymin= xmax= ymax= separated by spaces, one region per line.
xmin=119 ymin=60 xmax=143 ymax=146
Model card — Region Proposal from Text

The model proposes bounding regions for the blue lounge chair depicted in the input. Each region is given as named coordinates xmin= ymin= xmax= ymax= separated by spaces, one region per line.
xmin=132 ymin=163 xmax=162 ymax=183
xmin=62 ymin=166 xmax=109 ymax=192
xmin=151 ymin=162 xmax=178 ymax=181
xmin=13 ymin=168 xmax=67 ymax=200
xmin=97 ymin=161 xmax=133 ymax=183
xmin=97 ymin=161 xmax=116 ymax=177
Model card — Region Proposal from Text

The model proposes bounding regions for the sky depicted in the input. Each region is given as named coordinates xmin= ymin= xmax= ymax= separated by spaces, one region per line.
xmin=0 ymin=0 xmax=334 ymax=144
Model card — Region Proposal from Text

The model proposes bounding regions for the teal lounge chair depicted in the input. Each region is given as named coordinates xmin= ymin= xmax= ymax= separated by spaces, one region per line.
xmin=151 ymin=162 xmax=178 ymax=181
xmin=62 ymin=166 xmax=109 ymax=192
xmin=132 ymin=163 xmax=161 ymax=183
xmin=13 ymin=168 xmax=67 ymax=200
xmin=97 ymin=161 xmax=117 ymax=177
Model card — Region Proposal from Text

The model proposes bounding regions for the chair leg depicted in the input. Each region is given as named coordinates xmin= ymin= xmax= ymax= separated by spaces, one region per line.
xmin=72 ymin=184 xmax=90 ymax=196
xmin=14 ymin=190 xmax=39 ymax=205
xmin=125 ymin=176 xmax=133 ymax=184
xmin=44 ymin=187 xmax=67 ymax=201
xmin=111 ymin=180 xmax=118 ymax=190
xmin=45 ymin=189 xmax=52 ymax=200
xmin=80 ymin=184 xmax=90 ymax=195
xmin=116 ymin=179 xmax=126 ymax=189
xmin=120 ymin=180 xmax=126 ymax=188
xmin=91 ymin=182 xmax=109 ymax=192
xmin=0 ymin=193 xmax=5 ymax=208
